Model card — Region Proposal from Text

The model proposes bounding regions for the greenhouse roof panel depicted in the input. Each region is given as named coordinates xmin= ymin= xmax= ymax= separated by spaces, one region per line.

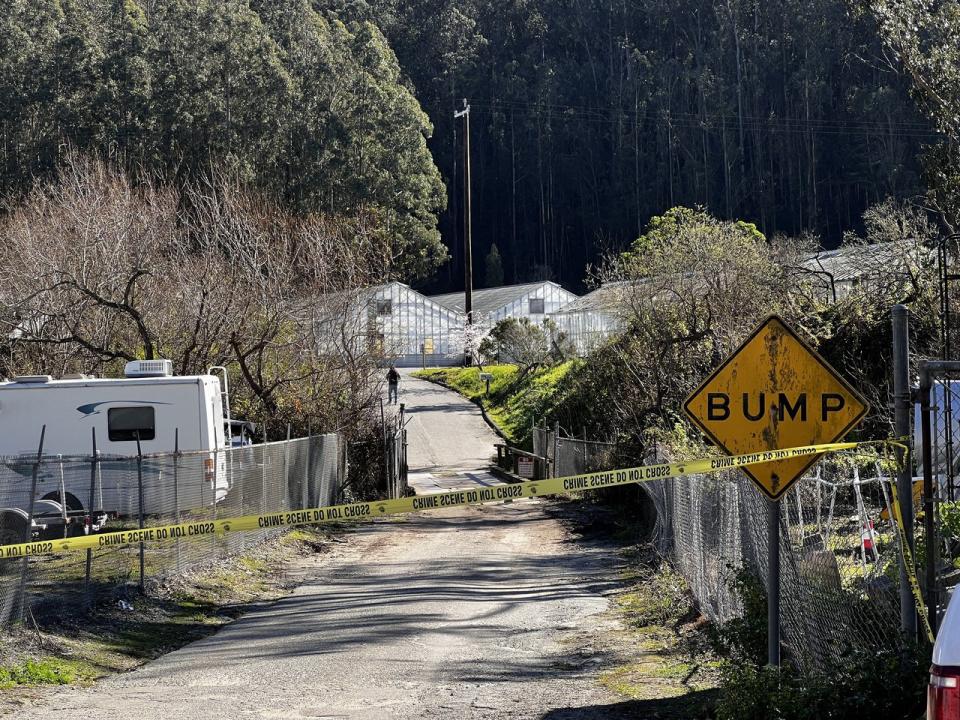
xmin=429 ymin=281 xmax=568 ymax=315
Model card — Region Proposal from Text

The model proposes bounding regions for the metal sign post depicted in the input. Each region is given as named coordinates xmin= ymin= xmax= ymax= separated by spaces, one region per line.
xmin=891 ymin=305 xmax=917 ymax=640
xmin=768 ymin=498 xmax=780 ymax=666
xmin=684 ymin=315 xmax=869 ymax=668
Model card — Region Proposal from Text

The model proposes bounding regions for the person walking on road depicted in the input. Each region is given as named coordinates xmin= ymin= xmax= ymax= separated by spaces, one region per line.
xmin=386 ymin=365 xmax=400 ymax=404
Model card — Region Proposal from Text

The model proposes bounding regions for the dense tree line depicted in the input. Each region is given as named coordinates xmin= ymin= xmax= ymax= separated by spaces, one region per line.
xmin=0 ymin=0 xmax=446 ymax=279
xmin=336 ymin=0 xmax=939 ymax=291
xmin=0 ymin=1 xmax=951 ymax=293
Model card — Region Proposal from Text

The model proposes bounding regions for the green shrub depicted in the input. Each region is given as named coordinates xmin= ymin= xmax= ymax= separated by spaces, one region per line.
xmin=712 ymin=564 xmax=928 ymax=719
xmin=715 ymin=663 xmax=809 ymax=720
xmin=940 ymin=500 xmax=960 ymax=542
xmin=709 ymin=566 xmax=768 ymax=666
xmin=715 ymin=644 xmax=927 ymax=720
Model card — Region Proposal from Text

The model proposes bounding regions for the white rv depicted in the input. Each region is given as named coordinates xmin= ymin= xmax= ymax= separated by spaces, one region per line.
xmin=0 ymin=360 xmax=231 ymax=541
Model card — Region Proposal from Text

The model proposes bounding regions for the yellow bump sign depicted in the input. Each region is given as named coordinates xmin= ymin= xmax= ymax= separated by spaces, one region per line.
xmin=684 ymin=316 xmax=868 ymax=501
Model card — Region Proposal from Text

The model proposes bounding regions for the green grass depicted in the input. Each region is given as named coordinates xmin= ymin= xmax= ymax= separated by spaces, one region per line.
xmin=413 ymin=361 xmax=579 ymax=446
xmin=414 ymin=365 xmax=519 ymax=401
xmin=283 ymin=529 xmax=317 ymax=544
xmin=0 ymin=658 xmax=99 ymax=689
xmin=596 ymin=545 xmax=722 ymax=712
xmin=616 ymin=563 xmax=690 ymax=628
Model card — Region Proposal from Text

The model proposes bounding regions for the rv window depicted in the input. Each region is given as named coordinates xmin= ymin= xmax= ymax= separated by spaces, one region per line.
xmin=108 ymin=407 xmax=156 ymax=442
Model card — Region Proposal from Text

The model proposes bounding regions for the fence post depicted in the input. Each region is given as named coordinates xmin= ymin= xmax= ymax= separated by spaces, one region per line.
xmin=386 ymin=418 xmax=394 ymax=499
xmin=552 ymin=422 xmax=560 ymax=478
xmin=401 ymin=431 xmax=408 ymax=491
xmin=303 ymin=428 xmax=312 ymax=510
xmin=768 ymin=499 xmax=780 ymax=668
xmin=261 ymin=440 xmax=268 ymax=516
xmin=920 ymin=363 xmax=939 ymax=635
xmin=136 ymin=434 xmax=145 ymax=594
xmin=399 ymin=404 xmax=407 ymax=494
xmin=17 ymin=426 xmax=46 ymax=623
xmin=57 ymin=457 xmax=67 ymax=536
xmin=283 ymin=424 xmax=292 ymax=510
xmin=344 ymin=433 xmax=349 ymax=496
xmin=892 ymin=304 xmax=918 ymax=640
xmin=582 ymin=428 xmax=588 ymax=472
xmin=173 ymin=429 xmax=181 ymax=573
xmin=84 ymin=428 xmax=98 ymax=610
xmin=211 ymin=444 xmax=218 ymax=523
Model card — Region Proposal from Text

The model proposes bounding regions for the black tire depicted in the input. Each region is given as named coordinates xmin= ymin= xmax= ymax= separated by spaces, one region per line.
xmin=41 ymin=491 xmax=83 ymax=513
xmin=0 ymin=509 xmax=29 ymax=547
xmin=0 ymin=510 xmax=27 ymax=621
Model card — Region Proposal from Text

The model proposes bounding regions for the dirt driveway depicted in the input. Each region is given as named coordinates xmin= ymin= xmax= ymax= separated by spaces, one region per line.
xmin=24 ymin=501 xmax=638 ymax=719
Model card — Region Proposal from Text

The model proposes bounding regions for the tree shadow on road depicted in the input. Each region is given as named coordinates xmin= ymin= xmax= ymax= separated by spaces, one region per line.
xmin=137 ymin=507 xmax=628 ymax=689
xmin=540 ymin=689 xmax=717 ymax=719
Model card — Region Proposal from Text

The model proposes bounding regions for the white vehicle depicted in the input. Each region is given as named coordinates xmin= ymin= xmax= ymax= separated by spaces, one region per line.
xmin=929 ymin=588 xmax=960 ymax=719
xmin=0 ymin=360 xmax=231 ymax=541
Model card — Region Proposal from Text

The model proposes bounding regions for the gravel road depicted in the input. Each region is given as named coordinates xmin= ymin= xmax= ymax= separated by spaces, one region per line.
xmin=24 ymin=372 xmax=632 ymax=719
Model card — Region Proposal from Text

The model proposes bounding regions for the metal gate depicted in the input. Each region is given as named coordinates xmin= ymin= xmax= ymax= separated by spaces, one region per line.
xmin=384 ymin=408 xmax=408 ymax=499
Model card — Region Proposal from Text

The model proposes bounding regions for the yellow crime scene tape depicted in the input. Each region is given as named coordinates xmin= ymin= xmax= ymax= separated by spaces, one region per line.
xmin=888 ymin=473 xmax=936 ymax=643
xmin=0 ymin=440 xmax=865 ymax=560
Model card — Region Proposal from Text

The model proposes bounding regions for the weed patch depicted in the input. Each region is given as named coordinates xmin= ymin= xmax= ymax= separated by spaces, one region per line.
xmin=599 ymin=543 xmax=721 ymax=713
xmin=0 ymin=658 xmax=97 ymax=689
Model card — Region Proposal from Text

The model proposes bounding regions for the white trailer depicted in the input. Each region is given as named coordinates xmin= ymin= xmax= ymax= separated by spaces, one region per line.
xmin=0 ymin=360 xmax=230 ymax=541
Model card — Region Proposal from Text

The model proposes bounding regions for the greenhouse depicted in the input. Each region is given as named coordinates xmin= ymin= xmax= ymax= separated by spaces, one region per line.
xmin=430 ymin=281 xmax=578 ymax=325
xmin=317 ymin=282 xmax=465 ymax=367
xmin=549 ymin=283 xmax=629 ymax=356
xmin=797 ymin=241 xmax=929 ymax=304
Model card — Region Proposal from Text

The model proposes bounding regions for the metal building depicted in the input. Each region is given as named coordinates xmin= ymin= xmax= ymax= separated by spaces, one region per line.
xmin=550 ymin=241 xmax=932 ymax=357
xmin=430 ymin=281 xmax=578 ymax=325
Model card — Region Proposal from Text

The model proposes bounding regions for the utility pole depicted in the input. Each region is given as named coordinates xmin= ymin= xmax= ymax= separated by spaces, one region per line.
xmin=454 ymin=98 xmax=473 ymax=325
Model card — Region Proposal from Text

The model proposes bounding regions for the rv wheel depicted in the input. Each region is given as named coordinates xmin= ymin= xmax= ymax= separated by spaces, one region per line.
xmin=41 ymin=492 xmax=83 ymax=513
xmin=0 ymin=509 xmax=29 ymax=547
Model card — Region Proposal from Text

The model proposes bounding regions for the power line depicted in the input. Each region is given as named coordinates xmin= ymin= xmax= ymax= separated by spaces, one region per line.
xmin=471 ymin=97 xmax=936 ymax=130
xmin=458 ymin=98 xmax=942 ymax=139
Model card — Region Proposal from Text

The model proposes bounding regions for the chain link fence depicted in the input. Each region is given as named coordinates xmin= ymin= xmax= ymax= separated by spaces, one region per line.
xmin=645 ymin=457 xmax=905 ymax=672
xmin=532 ymin=425 xmax=552 ymax=466
xmin=0 ymin=434 xmax=345 ymax=625
xmin=532 ymin=423 xmax=613 ymax=478
xmin=918 ymin=372 xmax=960 ymax=632
xmin=531 ymin=422 xmax=904 ymax=671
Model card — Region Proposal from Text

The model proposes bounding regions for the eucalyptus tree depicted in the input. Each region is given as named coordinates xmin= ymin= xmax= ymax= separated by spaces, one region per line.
xmin=859 ymin=0 xmax=960 ymax=229
xmin=0 ymin=0 xmax=448 ymax=280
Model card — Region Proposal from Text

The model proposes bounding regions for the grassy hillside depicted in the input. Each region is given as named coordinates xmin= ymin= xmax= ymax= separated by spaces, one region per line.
xmin=413 ymin=363 xmax=578 ymax=447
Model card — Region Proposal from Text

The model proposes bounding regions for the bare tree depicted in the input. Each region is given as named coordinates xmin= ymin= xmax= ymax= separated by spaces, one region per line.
xmin=0 ymin=155 xmax=177 ymax=370
xmin=0 ymin=153 xmax=390 ymax=438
